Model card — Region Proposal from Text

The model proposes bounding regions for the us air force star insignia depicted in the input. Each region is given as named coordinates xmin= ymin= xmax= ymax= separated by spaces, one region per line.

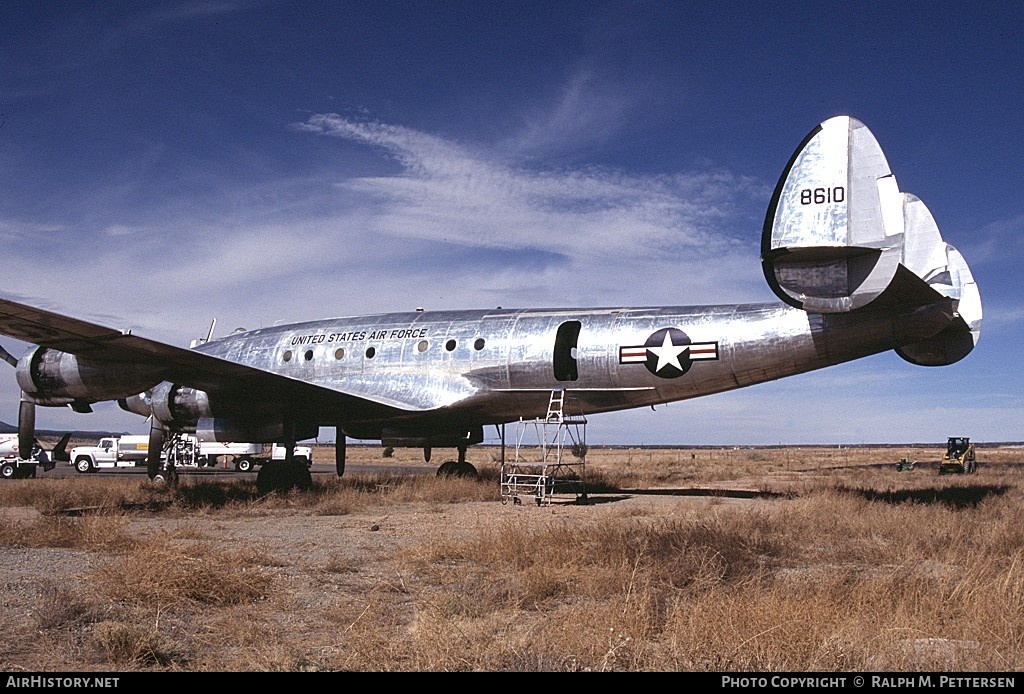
xmin=618 ymin=327 xmax=719 ymax=379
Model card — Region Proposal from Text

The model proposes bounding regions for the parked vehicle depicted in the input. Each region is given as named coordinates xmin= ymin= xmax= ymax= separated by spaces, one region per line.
xmin=0 ymin=433 xmax=64 ymax=479
xmin=69 ymin=435 xmax=150 ymax=473
xmin=939 ymin=437 xmax=977 ymax=475
xmin=71 ymin=433 xmax=313 ymax=473
xmin=170 ymin=435 xmax=312 ymax=472
xmin=239 ymin=443 xmax=313 ymax=471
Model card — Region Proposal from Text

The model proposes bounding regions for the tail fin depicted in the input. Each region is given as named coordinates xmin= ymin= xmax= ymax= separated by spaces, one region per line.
xmin=762 ymin=116 xmax=981 ymax=365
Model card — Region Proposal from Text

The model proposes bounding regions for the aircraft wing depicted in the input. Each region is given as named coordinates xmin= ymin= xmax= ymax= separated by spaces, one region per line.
xmin=0 ymin=297 xmax=413 ymax=417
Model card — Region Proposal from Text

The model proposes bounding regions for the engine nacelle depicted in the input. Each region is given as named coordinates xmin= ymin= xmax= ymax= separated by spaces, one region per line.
xmin=380 ymin=426 xmax=483 ymax=449
xmin=118 ymin=392 xmax=154 ymax=418
xmin=148 ymin=382 xmax=213 ymax=431
xmin=16 ymin=347 xmax=164 ymax=406
xmin=197 ymin=417 xmax=318 ymax=444
xmin=130 ymin=383 xmax=317 ymax=443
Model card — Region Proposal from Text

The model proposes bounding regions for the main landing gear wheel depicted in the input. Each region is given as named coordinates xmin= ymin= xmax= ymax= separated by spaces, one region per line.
xmin=152 ymin=469 xmax=179 ymax=485
xmin=436 ymin=460 xmax=478 ymax=478
xmin=256 ymin=459 xmax=313 ymax=495
xmin=435 ymin=445 xmax=479 ymax=478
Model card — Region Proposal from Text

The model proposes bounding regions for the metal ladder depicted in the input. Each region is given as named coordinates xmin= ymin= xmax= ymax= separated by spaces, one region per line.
xmin=501 ymin=389 xmax=588 ymax=506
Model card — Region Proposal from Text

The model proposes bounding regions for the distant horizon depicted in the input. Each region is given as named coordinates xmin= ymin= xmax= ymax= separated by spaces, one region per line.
xmin=8 ymin=423 xmax=1017 ymax=451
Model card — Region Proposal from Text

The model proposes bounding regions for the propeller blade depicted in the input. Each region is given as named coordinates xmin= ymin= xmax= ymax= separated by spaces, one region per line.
xmin=146 ymin=423 xmax=165 ymax=479
xmin=50 ymin=432 xmax=72 ymax=462
xmin=0 ymin=344 xmax=18 ymax=368
xmin=18 ymin=398 xmax=35 ymax=460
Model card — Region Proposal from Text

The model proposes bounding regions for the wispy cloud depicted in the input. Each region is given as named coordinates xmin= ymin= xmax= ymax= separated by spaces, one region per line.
xmin=964 ymin=212 xmax=1024 ymax=266
xmin=296 ymin=113 xmax=759 ymax=266
xmin=0 ymin=218 xmax=66 ymax=240
xmin=499 ymin=71 xmax=638 ymax=157
xmin=122 ymin=1 xmax=246 ymax=35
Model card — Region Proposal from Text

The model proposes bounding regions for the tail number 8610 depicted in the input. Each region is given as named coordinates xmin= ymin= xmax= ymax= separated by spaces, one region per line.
xmin=800 ymin=186 xmax=845 ymax=205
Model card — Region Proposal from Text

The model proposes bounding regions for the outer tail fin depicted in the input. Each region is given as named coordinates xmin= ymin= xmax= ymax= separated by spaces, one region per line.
xmin=762 ymin=116 xmax=981 ymax=365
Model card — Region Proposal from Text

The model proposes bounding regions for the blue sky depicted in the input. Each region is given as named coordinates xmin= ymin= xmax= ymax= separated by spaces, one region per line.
xmin=1 ymin=1 xmax=1021 ymax=445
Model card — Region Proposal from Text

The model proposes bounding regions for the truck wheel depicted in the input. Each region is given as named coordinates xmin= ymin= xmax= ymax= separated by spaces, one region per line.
xmin=296 ymin=456 xmax=311 ymax=468
xmin=75 ymin=457 xmax=94 ymax=473
xmin=0 ymin=462 xmax=15 ymax=479
xmin=236 ymin=458 xmax=253 ymax=472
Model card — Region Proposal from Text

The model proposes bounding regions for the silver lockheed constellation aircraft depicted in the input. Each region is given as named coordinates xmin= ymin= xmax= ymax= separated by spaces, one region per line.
xmin=0 ymin=116 xmax=982 ymax=492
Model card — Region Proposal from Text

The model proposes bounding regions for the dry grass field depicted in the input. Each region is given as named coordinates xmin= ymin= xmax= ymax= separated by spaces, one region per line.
xmin=1 ymin=443 xmax=1022 ymax=672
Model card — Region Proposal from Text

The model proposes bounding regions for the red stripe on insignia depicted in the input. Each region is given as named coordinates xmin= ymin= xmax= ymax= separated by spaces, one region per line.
xmin=689 ymin=344 xmax=718 ymax=359
xmin=619 ymin=347 xmax=648 ymax=362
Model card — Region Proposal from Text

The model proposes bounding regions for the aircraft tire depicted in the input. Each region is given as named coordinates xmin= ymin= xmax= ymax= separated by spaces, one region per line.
xmin=256 ymin=459 xmax=312 ymax=494
xmin=256 ymin=462 xmax=282 ymax=494
xmin=437 ymin=461 xmax=478 ymax=478
xmin=436 ymin=461 xmax=459 ymax=477
xmin=293 ymin=461 xmax=313 ymax=490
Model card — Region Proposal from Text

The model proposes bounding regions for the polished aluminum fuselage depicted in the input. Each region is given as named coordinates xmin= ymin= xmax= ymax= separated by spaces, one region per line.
xmin=195 ymin=300 xmax=911 ymax=434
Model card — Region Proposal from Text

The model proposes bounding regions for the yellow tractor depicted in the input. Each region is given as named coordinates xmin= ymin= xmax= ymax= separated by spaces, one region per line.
xmin=938 ymin=436 xmax=977 ymax=475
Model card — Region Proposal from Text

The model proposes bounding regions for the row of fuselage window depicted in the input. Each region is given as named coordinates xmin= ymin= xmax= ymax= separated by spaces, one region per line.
xmin=281 ymin=337 xmax=488 ymax=364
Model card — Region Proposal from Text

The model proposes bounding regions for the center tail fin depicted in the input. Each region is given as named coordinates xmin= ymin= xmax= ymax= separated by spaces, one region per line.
xmin=761 ymin=115 xmax=981 ymax=365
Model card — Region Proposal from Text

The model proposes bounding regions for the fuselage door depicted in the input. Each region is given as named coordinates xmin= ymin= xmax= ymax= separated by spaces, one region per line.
xmin=553 ymin=320 xmax=581 ymax=382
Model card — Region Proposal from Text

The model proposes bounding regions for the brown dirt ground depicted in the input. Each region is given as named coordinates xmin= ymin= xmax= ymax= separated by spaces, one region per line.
xmin=1 ymin=443 xmax=1009 ymax=671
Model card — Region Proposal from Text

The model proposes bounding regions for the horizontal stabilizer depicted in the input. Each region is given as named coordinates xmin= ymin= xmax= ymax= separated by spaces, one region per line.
xmin=762 ymin=116 xmax=981 ymax=364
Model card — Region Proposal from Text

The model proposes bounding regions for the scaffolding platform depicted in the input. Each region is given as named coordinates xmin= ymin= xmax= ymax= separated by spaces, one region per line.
xmin=500 ymin=389 xmax=589 ymax=506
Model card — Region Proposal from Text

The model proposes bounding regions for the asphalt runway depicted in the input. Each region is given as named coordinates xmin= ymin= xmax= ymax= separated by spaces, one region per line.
xmin=36 ymin=461 xmax=431 ymax=480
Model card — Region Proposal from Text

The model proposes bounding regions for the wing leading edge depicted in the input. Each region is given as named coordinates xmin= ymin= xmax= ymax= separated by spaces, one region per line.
xmin=0 ymin=297 xmax=415 ymax=417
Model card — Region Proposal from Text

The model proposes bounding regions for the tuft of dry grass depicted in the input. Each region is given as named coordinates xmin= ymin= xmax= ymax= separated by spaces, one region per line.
xmin=89 ymin=620 xmax=184 ymax=667
xmin=0 ymin=513 xmax=136 ymax=551
xmin=89 ymin=535 xmax=275 ymax=607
